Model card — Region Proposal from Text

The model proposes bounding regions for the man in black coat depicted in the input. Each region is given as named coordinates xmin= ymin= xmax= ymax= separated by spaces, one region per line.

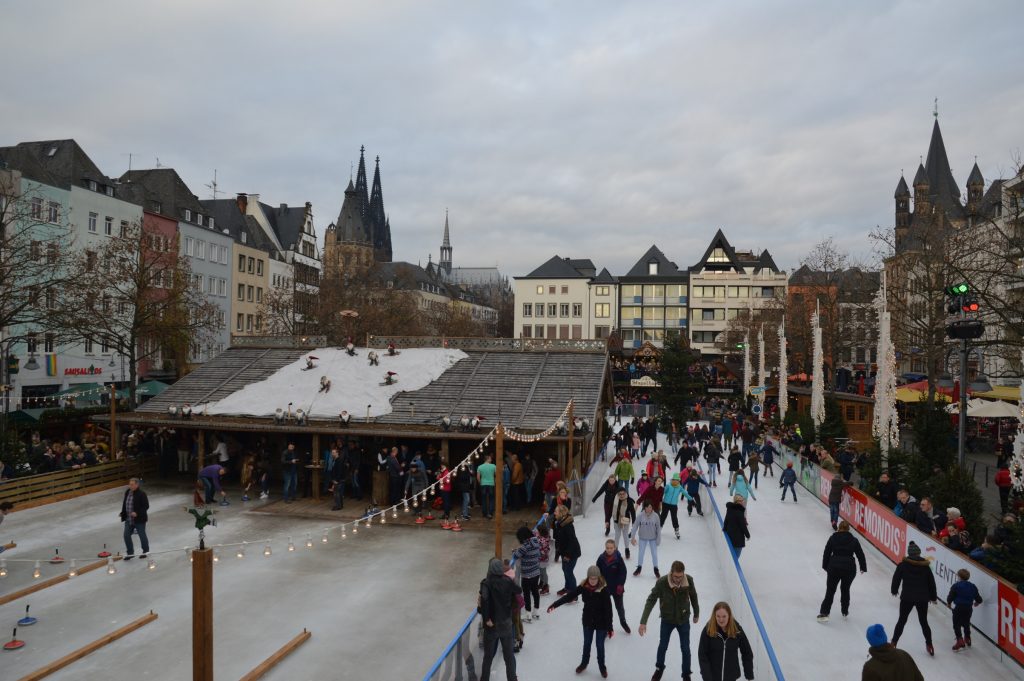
xmin=479 ymin=557 xmax=522 ymax=681
xmin=874 ymin=472 xmax=898 ymax=510
xmin=120 ymin=478 xmax=150 ymax=559
xmin=817 ymin=520 xmax=867 ymax=621
xmin=891 ymin=541 xmax=938 ymax=654
xmin=328 ymin=448 xmax=349 ymax=511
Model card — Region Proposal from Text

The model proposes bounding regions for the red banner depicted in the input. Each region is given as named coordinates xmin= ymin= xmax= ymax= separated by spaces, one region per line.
xmin=820 ymin=469 xmax=907 ymax=564
xmin=999 ymin=581 xmax=1024 ymax=666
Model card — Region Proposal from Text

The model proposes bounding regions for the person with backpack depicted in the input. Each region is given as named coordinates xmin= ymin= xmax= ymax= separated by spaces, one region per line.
xmin=478 ymin=557 xmax=522 ymax=681
xmin=548 ymin=565 xmax=615 ymax=677
xmin=512 ymin=526 xmax=542 ymax=622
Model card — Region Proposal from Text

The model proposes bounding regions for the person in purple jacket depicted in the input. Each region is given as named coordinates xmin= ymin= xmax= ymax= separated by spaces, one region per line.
xmin=199 ymin=464 xmax=229 ymax=506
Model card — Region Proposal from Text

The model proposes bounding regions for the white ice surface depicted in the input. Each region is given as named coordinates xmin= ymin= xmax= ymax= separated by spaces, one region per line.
xmin=701 ymin=446 xmax=1024 ymax=681
xmin=199 ymin=346 xmax=467 ymax=418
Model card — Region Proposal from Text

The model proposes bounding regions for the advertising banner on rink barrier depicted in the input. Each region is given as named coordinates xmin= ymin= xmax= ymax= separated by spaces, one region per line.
xmin=998 ymin=581 xmax=1024 ymax=666
xmin=905 ymin=527 xmax=1000 ymax=641
xmin=836 ymin=480 xmax=909 ymax=565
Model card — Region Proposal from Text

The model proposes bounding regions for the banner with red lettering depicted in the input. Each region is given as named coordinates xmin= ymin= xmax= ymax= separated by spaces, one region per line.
xmin=998 ymin=581 xmax=1024 ymax=666
xmin=841 ymin=485 xmax=908 ymax=565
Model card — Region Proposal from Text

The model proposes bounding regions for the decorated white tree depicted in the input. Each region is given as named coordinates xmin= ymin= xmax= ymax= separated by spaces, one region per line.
xmin=742 ymin=332 xmax=751 ymax=400
xmin=778 ymin=320 xmax=788 ymax=422
xmin=1013 ymin=349 xmax=1024 ymax=493
xmin=871 ymin=272 xmax=900 ymax=457
xmin=810 ymin=305 xmax=826 ymax=429
xmin=757 ymin=323 xmax=767 ymax=413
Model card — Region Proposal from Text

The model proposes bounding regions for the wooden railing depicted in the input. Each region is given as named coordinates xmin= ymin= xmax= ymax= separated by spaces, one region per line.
xmin=368 ymin=335 xmax=609 ymax=353
xmin=0 ymin=458 xmax=158 ymax=508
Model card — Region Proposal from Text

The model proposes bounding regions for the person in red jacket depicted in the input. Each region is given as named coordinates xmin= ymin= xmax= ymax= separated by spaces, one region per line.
xmin=638 ymin=476 xmax=665 ymax=514
xmin=995 ymin=463 xmax=1012 ymax=515
xmin=543 ymin=458 xmax=563 ymax=510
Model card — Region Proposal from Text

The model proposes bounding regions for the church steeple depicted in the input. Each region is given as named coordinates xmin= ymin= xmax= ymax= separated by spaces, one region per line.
xmin=895 ymin=174 xmax=910 ymax=230
xmin=439 ymin=209 xmax=453 ymax=275
xmin=354 ymin=145 xmax=370 ymax=219
xmin=923 ymin=119 xmax=964 ymax=217
xmin=369 ymin=155 xmax=389 ymax=261
xmin=966 ymin=160 xmax=984 ymax=214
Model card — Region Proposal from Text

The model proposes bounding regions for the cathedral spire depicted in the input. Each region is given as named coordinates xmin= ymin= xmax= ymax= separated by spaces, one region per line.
xmin=439 ymin=209 xmax=453 ymax=275
xmin=355 ymin=145 xmax=370 ymax=218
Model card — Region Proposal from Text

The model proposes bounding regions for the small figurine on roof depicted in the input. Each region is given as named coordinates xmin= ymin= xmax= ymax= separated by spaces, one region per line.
xmin=381 ymin=371 xmax=398 ymax=386
xmin=346 ymin=343 xmax=358 ymax=357
xmin=186 ymin=507 xmax=217 ymax=550
xmin=367 ymin=351 xmax=379 ymax=366
xmin=302 ymin=356 xmax=319 ymax=371
xmin=319 ymin=376 xmax=331 ymax=393
xmin=387 ymin=341 xmax=398 ymax=356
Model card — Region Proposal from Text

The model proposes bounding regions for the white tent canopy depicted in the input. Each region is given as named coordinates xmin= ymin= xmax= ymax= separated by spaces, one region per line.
xmin=946 ymin=398 xmax=1019 ymax=418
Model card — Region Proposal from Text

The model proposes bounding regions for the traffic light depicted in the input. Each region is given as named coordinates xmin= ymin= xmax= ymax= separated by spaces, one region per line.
xmin=946 ymin=319 xmax=984 ymax=339
xmin=961 ymin=297 xmax=979 ymax=313
xmin=945 ymin=283 xmax=969 ymax=296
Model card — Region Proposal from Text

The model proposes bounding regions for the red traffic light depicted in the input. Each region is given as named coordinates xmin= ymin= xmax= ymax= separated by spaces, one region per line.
xmin=961 ymin=301 xmax=979 ymax=313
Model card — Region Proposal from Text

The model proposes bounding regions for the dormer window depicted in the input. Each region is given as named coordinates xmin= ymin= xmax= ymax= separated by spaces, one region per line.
xmin=209 ymin=217 xmax=215 ymax=230
xmin=708 ymin=247 xmax=729 ymax=263
xmin=105 ymin=186 xmax=113 ymax=197
xmin=88 ymin=180 xmax=98 ymax=191
xmin=184 ymin=209 xmax=192 ymax=222
xmin=241 ymin=232 xmax=247 ymax=244
xmin=648 ymin=262 xmax=658 ymax=275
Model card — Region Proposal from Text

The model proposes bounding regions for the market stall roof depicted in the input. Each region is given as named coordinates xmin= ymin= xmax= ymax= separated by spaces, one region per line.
xmin=895 ymin=386 xmax=951 ymax=403
xmin=968 ymin=399 xmax=1019 ymax=418
xmin=973 ymin=384 xmax=1020 ymax=403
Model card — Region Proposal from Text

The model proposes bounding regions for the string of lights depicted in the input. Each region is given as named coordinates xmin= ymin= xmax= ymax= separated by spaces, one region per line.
xmin=0 ymin=399 xmax=577 ymax=578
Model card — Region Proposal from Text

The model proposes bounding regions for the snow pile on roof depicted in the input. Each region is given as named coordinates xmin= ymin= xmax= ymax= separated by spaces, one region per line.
xmin=198 ymin=347 xmax=467 ymax=418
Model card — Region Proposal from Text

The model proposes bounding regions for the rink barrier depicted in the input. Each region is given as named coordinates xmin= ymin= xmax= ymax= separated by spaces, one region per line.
xmin=703 ymin=468 xmax=786 ymax=681
xmin=421 ymin=454 xmax=602 ymax=681
xmin=0 ymin=458 xmax=157 ymax=510
xmin=18 ymin=610 xmax=158 ymax=681
xmin=769 ymin=438 xmax=1024 ymax=671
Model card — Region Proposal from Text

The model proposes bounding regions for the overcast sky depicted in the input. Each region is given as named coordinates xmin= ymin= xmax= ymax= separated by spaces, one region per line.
xmin=3 ymin=1 xmax=1021 ymax=276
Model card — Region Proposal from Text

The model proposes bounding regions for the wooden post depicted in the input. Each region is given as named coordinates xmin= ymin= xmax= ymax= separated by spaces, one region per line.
xmin=311 ymin=433 xmax=321 ymax=502
xmin=197 ymin=430 xmax=206 ymax=470
xmin=441 ymin=438 xmax=450 ymax=466
xmin=193 ymin=548 xmax=214 ymax=681
xmin=566 ymin=401 xmax=575 ymax=477
xmin=494 ymin=423 xmax=504 ymax=558
xmin=109 ymin=384 xmax=118 ymax=459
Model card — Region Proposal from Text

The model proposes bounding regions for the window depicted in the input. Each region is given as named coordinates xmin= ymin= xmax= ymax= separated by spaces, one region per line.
xmin=572 ymin=303 xmax=582 ymax=317
xmin=536 ymin=285 xmax=544 ymax=295
xmin=642 ymin=329 xmax=665 ymax=341
xmin=247 ymin=257 xmax=254 ymax=273
xmin=726 ymin=308 xmax=750 ymax=321
xmin=547 ymin=303 xmax=557 ymax=317
xmin=559 ymin=303 xmax=570 ymax=317
xmin=595 ymin=285 xmax=609 ymax=296
xmin=622 ymin=284 xmax=642 ymax=299
xmin=622 ymin=306 xmax=642 ymax=320
xmin=88 ymin=212 xmax=98 ymax=232
xmin=620 ymin=329 xmax=637 ymax=342
xmin=256 ymin=260 xmax=263 ymax=276
xmin=221 ymin=246 xmax=228 ymax=264
xmin=534 ymin=304 xmax=544 ymax=318
xmin=521 ymin=325 xmax=532 ymax=338
xmin=845 ymin=406 xmax=855 ymax=422
xmin=44 ymin=333 xmax=54 ymax=353
xmin=84 ymin=338 xmax=93 ymax=354
xmin=667 ymin=284 xmax=688 ymax=299
xmin=643 ymin=307 xmax=664 ymax=322
xmin=192 ymin=274 xmax=203 ymax=291
xmin=30 ymin=198 xmax=43 ymax=219
xmin=594 ymin=303 xmax=610 ymax=318
xmin=692 ymin=285 xmax=725 ymax=298
xmin=101 ymin=339 xmax=111 ymax=353
xmin=105 ymin=186 xmax=113 ymax=197
xmin=870 ymin=347 xmax=877 ymax=363
xmin=238 ymin=254 xmax=246 ymax=272
xmin=522 ymin=303 xmax=533 ymax=317
xmin=727 ymin=286 xmax=749 ymax=298
xmin=45 ymin=288 xmax=56 ymax=310
xmin=571 ymin=325 xmax=582 ymax=339
xmin=859 ymin=406 xmax=868 ymax=422
xmin=104 ymin=216 xmax=113 ymax=235
xmin=753 ymin=286 xmax=774 ymax=298
xmin=236 ymin=313 xmax=244 ymax=331
xmin=185 ymin=237 xmax=194 ymax=256
xmin=547 ymin=324 xmax=557 ymax=339
xmin=209 ymin=217 xmax=215 ymax=230
xmin=548 ymin=286 xmax=556 ymax=294
xmin=256 ymin=287 xmax=262 ymax=303
xmin=101 ymin=295 xmax=111 ymax=312
xmin=594 ymin=325 xmax=610 ymax=339
xmin=237 ymin=284 xmax=245 ymax=301
xmin=855 ymin=347 xmax=866 ymax=363
xmin=246 ymin=314 xmax=253 ymax=332
xmin=120 ymin=220 xmax=128 ymax=237
xmin=196 ymin=240 xmax=205 ymax=260
xmin=691 ymin=330 xmax=719 ymax=344
xmin=47 ymin=201 xmax=59 ymax=223
xmin=534 ymin=325 xmax=545 ymax=338
xmin=26 ymin=333 xmax=37 ymax=353
xmin=218 ymin=279 xmax=227 ymax=296
xmin=46 ymin=243 xmax=58 ymax=263
xmin=643 ymin=284 xmax=665 ymax=299
xmin=185 ymin=209 xmax=192 ymax=222
xmin=558 ymin=324 xmax=569 ymax=339
xmin=708 ymin=247 xmax=729 ymax=263
xmin=648 ymin=262 xmax=658 ymax=275
xmin=247 ymin=285 xmax=254 ymax=302
xmin=700 ymin=308 xmax=725 ymax=321
xmin=207 ymin=277 xmax=216 ymax=294
xmin=561 ymin=285 xmax=569 ymax=295
xmin=30 ymin=240 xmax=41 ymax=260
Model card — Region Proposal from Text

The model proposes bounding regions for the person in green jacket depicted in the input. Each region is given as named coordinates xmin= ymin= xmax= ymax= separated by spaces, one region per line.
xmin=638 ymin=560 xmax=700 ymax=681
xmin=614 ymin=453 xmax=635 ymax=493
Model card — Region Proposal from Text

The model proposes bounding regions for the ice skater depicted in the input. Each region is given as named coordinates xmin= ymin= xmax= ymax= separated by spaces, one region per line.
xmin=610 ymin=488 xmax=636 ymax=559
xmin=631 ymin=500 xmax=662 ymax=577
xmin=548 ymin=565 xmax=614 ymax=676
xmin=816 ymin=520 xmax=867 ymax=622
xmin=862 ymin=624 xmax=924 ymax=681
xmin=729 ymin=470 xmax=756 ymax=506
xmin=120 ymin=478 xmax=150 ymax=559
xmin=593 ymin=473 xmax=619 ymax=536
xmin=780 ymin=461 xmax=797 ymax=501
xmin=597 ymin=538 xmax=630 ymax=632
xmin=891 ymin=541 xmax=937 ymax=656
xmin=697 ymin=602 xmax=754 ymax=681
xmin=722 ymin=495 xmax=750 ymax=558
xmin=828 ymin=475 xmax=847 ymax=530
xmin=638 ymin=560 xmax=700 ymax=681
xmin=946 ymin=568 xmax=983 ymax=651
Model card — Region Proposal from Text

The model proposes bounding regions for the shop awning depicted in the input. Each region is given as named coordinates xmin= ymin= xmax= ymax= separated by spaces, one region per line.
xmin=972 ymin=384 xmax=1020 ymax=403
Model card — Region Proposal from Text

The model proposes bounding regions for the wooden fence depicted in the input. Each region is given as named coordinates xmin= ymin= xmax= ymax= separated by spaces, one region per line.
xmin=0 ymin=458 xmax=158 ymax=509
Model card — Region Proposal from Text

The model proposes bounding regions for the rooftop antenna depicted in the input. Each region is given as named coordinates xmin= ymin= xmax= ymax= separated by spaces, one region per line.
xmin=206 ymin=170 xmax=221 ymax=200
xmin=155 ymin=156 xmax=164 ymax=168
xmin=120 ymin=152 xmax=140 ymax=174
xmin=933 ymin=97 xmax=939 ymax=119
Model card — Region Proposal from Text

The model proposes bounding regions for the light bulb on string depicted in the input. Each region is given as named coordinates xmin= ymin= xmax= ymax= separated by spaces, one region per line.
xmin=352 ymin=524 xmax=358 ymax=535
xmin=147 ymin=558 xmax=157 ymax=570
xmin=107 ymin=556 xmax=117 ymax=575
xmin=404 ymin=501 xmax=410 ymax=512
xmin=33 ymin=561 xmax=41 ymax=579
xmin=342 ymin=527 xmax=348 ymax=539
xmin=263 ymin=542 xmax=272 ymax=557
xmin=237 ymin=543 xmax=246 ymax=559
xmin=391 ymin=508 xmax=398 ymax=519
xmin=68 ymin=559 xmax=78 ymax=578
xmin=287 ymin=536 xmax=295 ymax=552
xmin=380 ymin=514 xmax=385 ymax=524
xmin=305 ymin=532 xmax=313 ymax=548
xmin=0 ymin=559 xmax=6 ymax=578
xmin=364 ymin=517 xmax=372 ymax=529
xmin=321 ymin=529 xmax=329 ymax=543
xmin=213 ymin=551 xmax=220 ymax=563
xmin=187 ymin=548 xmax=194 ymax=563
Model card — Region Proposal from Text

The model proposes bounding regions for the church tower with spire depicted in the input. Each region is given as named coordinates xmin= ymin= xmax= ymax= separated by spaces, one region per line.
xmin=439 ymin=210 xmax=453 ymax=275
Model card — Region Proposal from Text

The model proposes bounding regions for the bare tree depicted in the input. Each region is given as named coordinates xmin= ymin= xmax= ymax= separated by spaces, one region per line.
xmin=0 ymin=168 xmax=71 ymax=347
xmin=316 ymin=265 xmax=425 ymax=344
xmin=430 ymin=301 xmax=488 ymax=337
xmin=257 ymin=286 xmax=299 ymax=337
xmin=56 ymin=220 xmax=221 ymax=407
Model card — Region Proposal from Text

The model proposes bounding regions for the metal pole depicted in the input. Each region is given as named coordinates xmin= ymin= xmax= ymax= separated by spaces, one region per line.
xmin=958 ymin=339 xmax=968 ymax=469
xmin=494 ymin=423 xmax=504 ymax=558
xmin=110 ymin=383 xmax=118 ymax=459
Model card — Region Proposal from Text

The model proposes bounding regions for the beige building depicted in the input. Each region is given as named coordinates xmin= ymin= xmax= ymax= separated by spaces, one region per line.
xmin=514 ymin=255 xmax=618 ymax=340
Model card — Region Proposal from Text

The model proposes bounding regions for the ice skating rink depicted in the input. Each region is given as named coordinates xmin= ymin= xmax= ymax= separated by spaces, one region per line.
xmin=0 ymin=486 xmax=495 ymax=681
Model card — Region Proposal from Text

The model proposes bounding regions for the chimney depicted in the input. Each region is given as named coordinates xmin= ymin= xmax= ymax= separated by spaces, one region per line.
xmin=279 ymin=203 xmax=287 ymax=214
xmin=236 ymin=193 xmax=247 ymax=213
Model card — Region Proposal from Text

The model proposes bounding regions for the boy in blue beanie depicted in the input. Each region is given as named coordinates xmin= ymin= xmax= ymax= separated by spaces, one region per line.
xmin=946 ymin=568 xmax=983 ymax=651
xmin=862 ymin=624 xmax=923 ymax=681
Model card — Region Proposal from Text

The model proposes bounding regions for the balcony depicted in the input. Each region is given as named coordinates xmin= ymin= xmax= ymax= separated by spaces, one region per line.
xmin=642 ymin=297 xmax=665 ymax=306
xmin=619 ymin=318 xmax=642 ymax=328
